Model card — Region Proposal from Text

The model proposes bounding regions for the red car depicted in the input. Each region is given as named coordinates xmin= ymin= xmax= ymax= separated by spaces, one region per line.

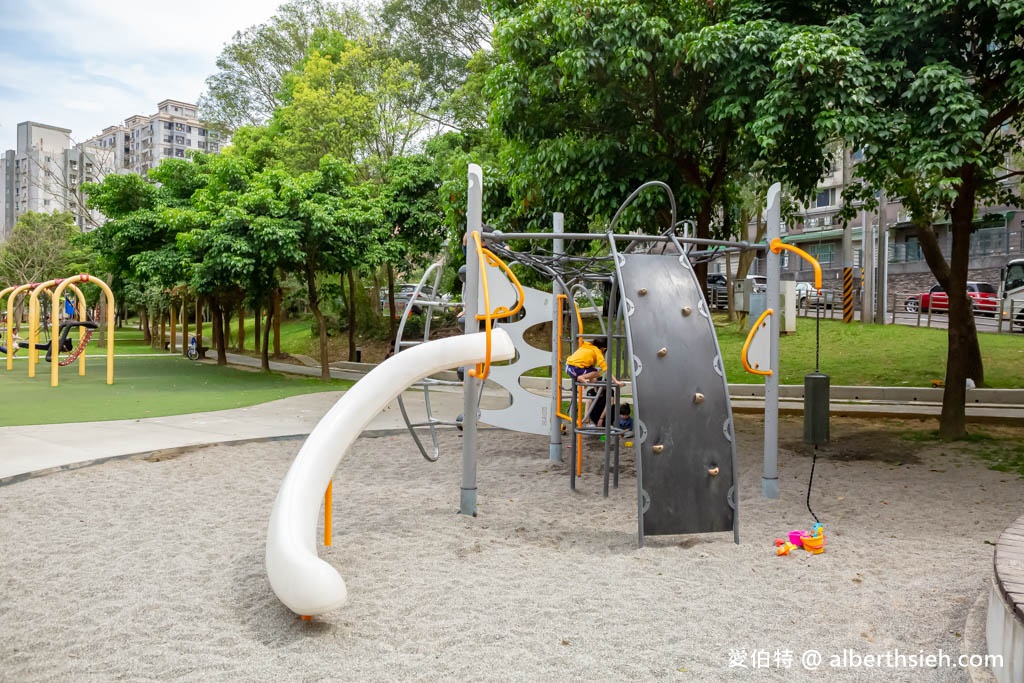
xmin=904 ymin=282 xmax=998 ymax=316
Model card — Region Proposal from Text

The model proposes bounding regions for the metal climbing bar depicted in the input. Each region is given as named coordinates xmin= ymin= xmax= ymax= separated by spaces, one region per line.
xmin=468 ymin=230 xmax=524 ymax=381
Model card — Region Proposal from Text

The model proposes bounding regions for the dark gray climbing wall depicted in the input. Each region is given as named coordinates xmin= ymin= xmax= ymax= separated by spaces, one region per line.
xmin=617 ymin=253 xmax=738 ymax=538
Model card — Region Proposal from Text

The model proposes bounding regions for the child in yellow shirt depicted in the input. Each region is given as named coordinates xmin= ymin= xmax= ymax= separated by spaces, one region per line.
xmin=565 ymin=336 xmax=624 ymax=386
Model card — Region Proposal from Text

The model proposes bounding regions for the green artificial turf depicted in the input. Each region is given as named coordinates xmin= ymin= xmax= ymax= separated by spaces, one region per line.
xmin=0 ymin=353 xmax=351 ymax=427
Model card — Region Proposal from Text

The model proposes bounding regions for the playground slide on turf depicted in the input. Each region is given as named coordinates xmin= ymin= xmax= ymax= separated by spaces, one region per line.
xmin=266 ymin=329 xmax=515 ymax=616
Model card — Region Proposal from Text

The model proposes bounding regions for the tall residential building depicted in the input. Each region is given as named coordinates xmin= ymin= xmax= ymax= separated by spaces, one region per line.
xmin=0 ymin=121 xmax=98 ymax=239
xmin=1 ymin=99 xmax=225 ymax=240
xmin=112 ymin=99 xmax=223 ymax=176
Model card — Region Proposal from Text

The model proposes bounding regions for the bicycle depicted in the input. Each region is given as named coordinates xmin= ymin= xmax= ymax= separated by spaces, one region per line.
xmin=186 ymin=335 xmax=199 ymax=361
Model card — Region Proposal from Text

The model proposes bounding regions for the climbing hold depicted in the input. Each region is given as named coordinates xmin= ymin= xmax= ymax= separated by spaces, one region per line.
xmin=681 ymin=306 xmax=692 ymax=316
xmin=638 ymin=288 xmax=648 ymax=296
xmin=652 ymin=444 xmax=664 ymax=454
xmin=694 ymin=392 xmax=705 ymax=404
xmin=708 ymin=466 xmax=720 ymax=476
xmin=657 ymin=347 xmax=668 ymax=357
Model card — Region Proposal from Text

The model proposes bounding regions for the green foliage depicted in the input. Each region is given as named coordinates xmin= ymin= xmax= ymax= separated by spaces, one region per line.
xmin=378 ymin=154 xmax=447 ymax=268
xmin=271 ymin=31 xmax=435 ymax=173
xmin=199 ymin=0 xmax=370 ymax=129
xmin=487 ymin=0 xmax=754 ymax=239
xmin=0 ymin=212 xmax=92 ymax=285
xmin=379 ymin=0 xmax=491 ymax=127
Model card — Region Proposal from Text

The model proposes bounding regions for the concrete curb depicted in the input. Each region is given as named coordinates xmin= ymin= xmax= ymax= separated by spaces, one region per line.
xmin=0 ymin=426 xmax=461 ymax=489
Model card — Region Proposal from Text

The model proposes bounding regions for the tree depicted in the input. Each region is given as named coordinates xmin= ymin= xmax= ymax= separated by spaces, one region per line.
xmin=85 ymin=159 xmax=206 ymax=346
xmin=271 ymin=31 xmax=435 ymax=173
xmin=695 ymin=0 xmax=1024 ymax=438
xmin=199 ymin=0 xmax=370 ymax=130
xmin=377 ymin=153 xmax=446 ymax=340
xmin=177 ymin=154 xmax=263 ymax=366
xmin=0 ymin=211 xmax=90 ymax=286
xmin=378 ymin=0 xmax=492 ymax=127
xmin=271 ymin=38 xmax=377 ymax=172
xmin=487 ymin=0 xmax=763 ymax=288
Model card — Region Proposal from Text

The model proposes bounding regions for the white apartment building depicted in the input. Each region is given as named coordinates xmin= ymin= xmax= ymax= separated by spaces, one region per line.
xmin=0 ymin=121 xmax=101 ymax=239
xmin=116 ymin=99 xmax=223 ymax=175
xmin=1 ymin=100 xmax=225 ymax=240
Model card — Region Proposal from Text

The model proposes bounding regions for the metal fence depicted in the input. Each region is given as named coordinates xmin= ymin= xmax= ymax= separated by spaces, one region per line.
xmin=790 ymin=287 xmax=1024 ymax=334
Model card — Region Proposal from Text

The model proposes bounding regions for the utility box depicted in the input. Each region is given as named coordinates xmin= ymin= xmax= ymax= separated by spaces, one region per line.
xmin=734 ymin=278 xmax=753 ymax=313
xmin=780 ymin=280 xmax=796 ymax=333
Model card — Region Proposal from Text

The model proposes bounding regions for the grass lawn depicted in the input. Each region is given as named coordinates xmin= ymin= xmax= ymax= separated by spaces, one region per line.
xmin=10 ymin=310 xmax=1017 ymax=427
xmin=0 ymin=352 xmax=351 ymax=427
xmin=715 ymin=315 xmax=1024 ymax=387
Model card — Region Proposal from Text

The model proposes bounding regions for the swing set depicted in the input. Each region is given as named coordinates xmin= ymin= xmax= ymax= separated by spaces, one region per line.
xmin=1 ymin=274 xmax=116 ymax=386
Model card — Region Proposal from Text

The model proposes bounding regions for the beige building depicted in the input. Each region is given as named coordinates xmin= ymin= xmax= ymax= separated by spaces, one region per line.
xmin=1 ymin=100 xmax=225 ymax=239
xmin=112 ymin=99 xmax=223 ymax=176
xmin=0 ymin=121 xmax=102 ymax=238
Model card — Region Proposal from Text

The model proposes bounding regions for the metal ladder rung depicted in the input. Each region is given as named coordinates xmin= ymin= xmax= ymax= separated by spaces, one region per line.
xmin=407 ymin=419 xmax=459 ymax=428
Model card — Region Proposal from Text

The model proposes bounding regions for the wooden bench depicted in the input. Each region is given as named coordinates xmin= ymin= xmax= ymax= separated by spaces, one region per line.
xmin=988 ymin=515 xmax=1024 ymax=682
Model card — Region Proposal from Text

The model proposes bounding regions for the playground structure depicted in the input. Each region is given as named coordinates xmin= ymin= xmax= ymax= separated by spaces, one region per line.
xmin=2 ymin=274 xmax=116 ymax=386
xmin=266 ymin=170 xmax=825 ymax=617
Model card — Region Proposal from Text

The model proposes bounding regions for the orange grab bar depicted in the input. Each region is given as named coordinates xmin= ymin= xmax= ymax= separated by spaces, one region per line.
xmin=741 ymin=308 xmax=774 ymax=376
xmin=770 ymin=238 xmax=822 ymax=289
xmin=468 ymin=231 xmax=524 ymax=381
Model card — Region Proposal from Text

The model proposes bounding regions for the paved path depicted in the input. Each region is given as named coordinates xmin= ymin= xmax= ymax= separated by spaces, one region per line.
xmin=3 ymin=350 xmax=1024 ymax=485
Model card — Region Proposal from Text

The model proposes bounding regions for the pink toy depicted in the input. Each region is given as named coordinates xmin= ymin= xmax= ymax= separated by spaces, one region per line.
xmin=788 ymin=530 xmax=807 ymax=548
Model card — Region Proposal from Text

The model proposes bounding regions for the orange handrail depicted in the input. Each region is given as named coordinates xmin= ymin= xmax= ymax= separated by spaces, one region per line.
xmin=770 ymin=238 xmax=822 ymax=289
xmin=468 ymin=231 xmax=524 ymax=381
xmin=741 ymin=308 xmax=774 ymax=376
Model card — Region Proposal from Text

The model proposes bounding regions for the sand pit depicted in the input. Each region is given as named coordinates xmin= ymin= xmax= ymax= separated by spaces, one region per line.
xmin=1 ymin=414 xmax=1021 ymax=681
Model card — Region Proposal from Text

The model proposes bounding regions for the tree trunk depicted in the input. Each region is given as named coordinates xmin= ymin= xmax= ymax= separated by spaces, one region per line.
xmin=182 ymin=299 xmax=189 ymax=357
xmin=931 ymin=173 xmax=983 ymax=439
xmin=261 ymin=304 xmax=273 ymax=372
xmin=387 ymin=263 xmax=397 ymax=342
xmin=306 ymin=268 xmax=331 ymax=380
xmin=273 ymin=287 xmax=282 ymax=357
xmin=237 ymin=302 xmax=245 ymax=352
xmin=140 ymin=308 xmax=151 ymax=344
xmin=150 ymin=312 xmax=160 ymax=349
xmin=348 ymin=268 xmax=358 ymax=361
xmin=211 ymin=296 xmax=228 ymax=366
xmin=253 ymin=304 xmax=262 ymax=354
xmin=169 ymin=303 xmax=177 ymax=354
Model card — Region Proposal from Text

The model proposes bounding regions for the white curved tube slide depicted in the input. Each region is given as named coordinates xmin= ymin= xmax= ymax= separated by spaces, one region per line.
xmin=266 ymin=329 xmax=515 ymax=616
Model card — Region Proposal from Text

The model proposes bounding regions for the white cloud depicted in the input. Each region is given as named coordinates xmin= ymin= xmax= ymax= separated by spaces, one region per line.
xmin=0 ymin=0 xmax=287 ymax=150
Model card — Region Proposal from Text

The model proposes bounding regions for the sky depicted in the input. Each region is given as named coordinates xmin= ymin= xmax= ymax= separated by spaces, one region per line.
xmin=0 ymin=0 xmax=286 ymax=152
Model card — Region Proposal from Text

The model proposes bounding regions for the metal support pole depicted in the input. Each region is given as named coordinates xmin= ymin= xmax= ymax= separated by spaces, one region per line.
xmin=762 ymin=182 xmax=781 ymax=499
xmin=862 ymin=208 xmax=874 ymax=324
xmin=460 ymin=164 xmax=483 ymax=517
xmin=842 ymin=222 xmax=855 ymax=322
xmin=550 ymin=212 xmax=564 ymax=463
xmin=875 ymin=193 xmax=889 ymax=324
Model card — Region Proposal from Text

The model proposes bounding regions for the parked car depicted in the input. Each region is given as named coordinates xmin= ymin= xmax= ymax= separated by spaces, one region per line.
xmin=381 ymin=283 xmax=438 ymax=316
xmin=795 ymin=282 xmax=834 ymax=309
xmin=903 ymin=282 xmax=998 ymax=316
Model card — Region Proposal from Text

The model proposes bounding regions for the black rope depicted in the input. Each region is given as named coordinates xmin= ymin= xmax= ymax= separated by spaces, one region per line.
xmin=815 ymin=294 xmax=821 ymax=373
xmin=806 ymin=445 xmax=820 ymax=524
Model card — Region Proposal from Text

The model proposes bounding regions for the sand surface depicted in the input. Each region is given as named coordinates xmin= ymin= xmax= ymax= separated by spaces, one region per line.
xmin=1 ymin=415 xmax=1021 ymax=682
